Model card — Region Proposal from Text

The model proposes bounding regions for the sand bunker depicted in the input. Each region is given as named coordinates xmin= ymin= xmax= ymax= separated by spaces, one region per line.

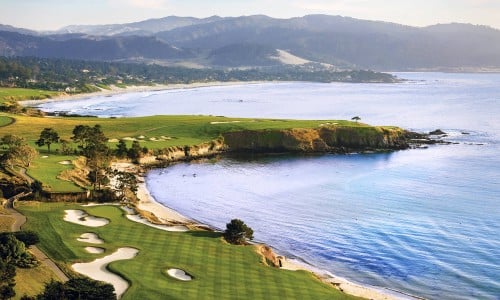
xmin=210 ymin=121 xmax=242 ymax=124
xmin=77 ymin=233 xmax=104 ymax=244
xmin=64 ymin=210 xmax=109 ymax=227
xmin=125 ymin=214 xmax=189 ymax=232
xmin=72 ymin=247 xmax=138 ymax=299
xmin=120 ymin=206 xmax=136 ymax=215
xmin=167 ymin=268 xmax=192 ymax=281
xmin=85 ymin=247 xmax=105 ymax=254
xmin=58 ymin=160 xmax=72 ymax=165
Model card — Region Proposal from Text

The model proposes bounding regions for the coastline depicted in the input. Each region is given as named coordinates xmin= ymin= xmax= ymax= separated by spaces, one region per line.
xmin=18 ymin=81 xmax=270 ymax=106
xmin=114 ymin=161 xmax=409 ymax=300
xmin=23 ymin=80 xmax=419 ymax=299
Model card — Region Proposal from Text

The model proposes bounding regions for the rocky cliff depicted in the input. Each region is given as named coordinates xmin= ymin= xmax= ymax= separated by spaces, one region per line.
xmin=139 ymin=138 xmax=226 ymax=165
xmin=222 ymin=126 xmax=413 ymax=153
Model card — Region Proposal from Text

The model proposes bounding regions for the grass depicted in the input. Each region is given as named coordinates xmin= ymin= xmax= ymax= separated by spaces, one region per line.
xmin=0 ymin=88 xmax=60 ymax=104
xmin=17 ymin=202 xmax=362 ymax=300
xmin=2 ymin=114 xmax=367 ymax=150
xmin=0 ymin=115 xmax=14 ymax=127
xmin=14 ymin=264 xmax=60 ymax=299
xmin=96 ymin=83 xmax=111 ymax=90
xmin=0 ymin=215 xmax=14 ymax=232
xmin=26 ymin=155 xmax=83 ymax=192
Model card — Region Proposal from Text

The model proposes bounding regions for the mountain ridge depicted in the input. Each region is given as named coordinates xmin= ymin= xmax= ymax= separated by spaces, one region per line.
xmin=1 ymin=14 xmax=499 ymax=70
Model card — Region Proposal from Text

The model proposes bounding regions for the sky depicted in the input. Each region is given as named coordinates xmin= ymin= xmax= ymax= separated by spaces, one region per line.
xmin=1 ymin=0 xmax=499 ymax=31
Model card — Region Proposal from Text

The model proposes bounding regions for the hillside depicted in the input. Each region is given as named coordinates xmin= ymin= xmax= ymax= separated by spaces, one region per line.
xmin=1 ymin=15 xmax=500 ymax=70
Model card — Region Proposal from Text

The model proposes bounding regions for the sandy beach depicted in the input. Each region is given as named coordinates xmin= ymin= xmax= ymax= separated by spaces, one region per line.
xmin=111 ymin=162 xmax=191 ymax=224
xmin=19 ymin=81 xmax=267 ymax=106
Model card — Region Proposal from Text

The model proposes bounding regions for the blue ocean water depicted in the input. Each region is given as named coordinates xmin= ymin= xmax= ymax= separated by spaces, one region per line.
xmin=39 ymin=73 xmax=500 ymax=299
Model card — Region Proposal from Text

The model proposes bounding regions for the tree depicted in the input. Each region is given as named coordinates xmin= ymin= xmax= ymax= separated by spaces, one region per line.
xmin=35 ymin=128 xmax=59 ymax=153
xmin=37 ymin=278 xmax=116 ymax=300
xmin=72 ymin=125 xmax=110 ymax=191
xmin=0 ymin=233 xmax=26 ymax=263
xmin=223 ymin=219 xmax=254 ymax=245
xmin=0 ymin=285 xmax=15 ymax=300
xmin=8 ymin=145 xmax=37 ymax=168
xmin=109 ymin=169 xmax=138 ymax=201
xmin=13 ymin=231 xmax=39 ymax=247
xmin=0 ymin=135 xmax=37 ymax=168
xmin=351 ymin=116 xmax=361 ymax=123
xmin=127 ymin=141 xmax=142 ymax=163
xmin=71 ymin=125 xmax=89 ymax=148
xmin=115 ymin=140 xmax=128 ymax=158
xmin=59 ymin=139 xmax=72 ymax=155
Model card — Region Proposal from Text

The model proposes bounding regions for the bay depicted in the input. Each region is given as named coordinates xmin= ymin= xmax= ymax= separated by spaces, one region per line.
xmin=39 ymin=73 xmax=500 ymax=299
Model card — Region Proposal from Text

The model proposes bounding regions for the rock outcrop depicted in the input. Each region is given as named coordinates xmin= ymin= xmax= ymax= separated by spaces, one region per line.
xmin=223 ymin=126 xmax=414 ymax=153
xmin=138 ymin=138 xmax=226 ymax=165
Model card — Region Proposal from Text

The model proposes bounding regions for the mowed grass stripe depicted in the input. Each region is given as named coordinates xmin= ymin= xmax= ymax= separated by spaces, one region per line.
xmin=18 ymin=203 xmax=363 ymax=300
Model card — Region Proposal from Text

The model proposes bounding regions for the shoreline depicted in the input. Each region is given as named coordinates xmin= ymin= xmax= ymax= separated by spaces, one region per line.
xmin=113 ymin=161 xmax=410 ymax=300
xmin=22 ymin=80 xmax=419 ymax=299
xmin=18 ymin=81 xmax=271 ymax=106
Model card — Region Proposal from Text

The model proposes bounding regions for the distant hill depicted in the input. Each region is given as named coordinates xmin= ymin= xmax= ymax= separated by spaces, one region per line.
xmin=1 ymin=15 xmax=500 ymax=70
xmin=54 ymin=16 xmax=222 ymax=36
xmin=0 ymin=31 xmax=193 ymax=60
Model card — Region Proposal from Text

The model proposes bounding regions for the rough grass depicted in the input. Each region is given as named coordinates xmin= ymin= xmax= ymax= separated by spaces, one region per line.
xmin=0 ymin=215 xmax=14 ymax=232
xmin=14 ymin=264 xmax=60 ymax=299
xmin=17 ymin=203 xmax=362 ymax=300
xmin=0 ymin=88 xmax=60 ymax=104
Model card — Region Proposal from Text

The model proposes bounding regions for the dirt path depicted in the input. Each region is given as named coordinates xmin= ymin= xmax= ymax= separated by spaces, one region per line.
xmin=6 ymin=203 xmax=69 ymax=282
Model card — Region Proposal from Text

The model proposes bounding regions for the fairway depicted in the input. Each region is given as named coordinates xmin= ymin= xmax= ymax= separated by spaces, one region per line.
xmin=18 ymin=202 xmax=361 ymax=300
xmin=0 ymin=87 xmax=60 ymax=104
xmin=27 ymin=155 xmax=83 ymax=192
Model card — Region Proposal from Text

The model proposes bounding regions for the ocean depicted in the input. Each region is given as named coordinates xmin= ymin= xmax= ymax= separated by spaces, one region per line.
xmin=39 ymin=73 xmax=500 ymax=299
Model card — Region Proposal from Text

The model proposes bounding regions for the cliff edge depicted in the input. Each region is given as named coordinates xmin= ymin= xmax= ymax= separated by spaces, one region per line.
xmin=223 ymin=126 xmax=416 ymax=153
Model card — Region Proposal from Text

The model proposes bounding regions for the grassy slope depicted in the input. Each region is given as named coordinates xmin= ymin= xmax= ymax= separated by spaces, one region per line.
xmin=18 ymin=203 xmax=361 ymax=300
xmin=14 ymin=265 xmax=60 ymax=299
xmin=0 ymin=88 xmax=60 ymax=104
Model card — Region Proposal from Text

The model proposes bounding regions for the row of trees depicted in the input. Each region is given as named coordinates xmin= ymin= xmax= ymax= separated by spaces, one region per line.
xmin=0 ymin=56 xmax=396 ymax=92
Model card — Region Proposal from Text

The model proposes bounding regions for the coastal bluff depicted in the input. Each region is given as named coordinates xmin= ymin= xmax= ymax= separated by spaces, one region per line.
xmin=222 ymin=126 xmax=420 ymax=153
xmin=139 ymin=125 xmax=431 ymax=165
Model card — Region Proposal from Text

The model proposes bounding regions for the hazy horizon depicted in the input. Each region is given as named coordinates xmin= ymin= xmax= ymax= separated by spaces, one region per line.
xmin=1 ymin=0 xmax=499 ymax=31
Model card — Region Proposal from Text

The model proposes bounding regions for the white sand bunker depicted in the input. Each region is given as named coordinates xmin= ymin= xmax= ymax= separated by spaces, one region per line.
xmin=85 ymin=247 xmax=105 ymax=254
xmin=72 ymin=247 xmax=139 ymax=299
xmin=64 ymin=210 xmax=109 ymax=227
xmin=125 ymin=214 xmax=189 ymax=232
xmin=77 ymin=233 xmax=104 ymax=244
xmin=167 ymin=268 xmax=192 ymax=281
xmin=58 ymin=160 xmax=72 ymax=165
